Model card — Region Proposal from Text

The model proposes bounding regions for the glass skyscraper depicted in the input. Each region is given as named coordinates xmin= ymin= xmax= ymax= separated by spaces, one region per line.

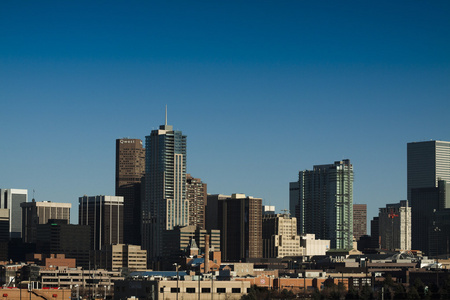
xmin=142 ymin=117 xmax=188 ymax=260
xmin=290 ymin=160 xmax=353 ymax=249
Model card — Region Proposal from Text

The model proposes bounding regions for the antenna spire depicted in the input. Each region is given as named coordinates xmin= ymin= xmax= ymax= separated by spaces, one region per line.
xmin=165 ymin=105 xmax=168 ymax=126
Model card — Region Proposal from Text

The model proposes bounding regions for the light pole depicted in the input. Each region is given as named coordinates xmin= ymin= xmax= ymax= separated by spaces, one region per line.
xmin=162 ymin=285 xmax=165 ymax=300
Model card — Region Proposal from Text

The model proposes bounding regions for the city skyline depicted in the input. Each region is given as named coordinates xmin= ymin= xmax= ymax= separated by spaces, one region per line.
xmin=1 ymin=1 xmax=449 ymax=226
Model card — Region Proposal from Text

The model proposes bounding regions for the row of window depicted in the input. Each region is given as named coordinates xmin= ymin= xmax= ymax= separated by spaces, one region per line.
xmin=161 ymin=287 xmax=243 ymax=294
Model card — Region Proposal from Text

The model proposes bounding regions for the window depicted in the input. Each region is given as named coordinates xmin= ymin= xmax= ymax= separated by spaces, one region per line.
xmin=216 ymin=288 xmax=226 ymax=293
xmin=201 ymin=288 xmax=211 ymax=293
xmin=170 ymin=288 xmax=180 ymax=293
xmin=232 ymin=288 xmax=241 ymax=293
xmin=186 ymin=288 xmax=195 ymax=293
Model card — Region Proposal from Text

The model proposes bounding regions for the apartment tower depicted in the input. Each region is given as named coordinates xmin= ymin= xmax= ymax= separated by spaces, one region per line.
xmin=143 ymin=112 xmax=188 ymax=260
xmin=115 ymin=138 xmax=145 ymax=245
xmin=290 ymin=160 xmax=354 ymax=249
xmin=186 ymin=174 xmax=207 ymax=229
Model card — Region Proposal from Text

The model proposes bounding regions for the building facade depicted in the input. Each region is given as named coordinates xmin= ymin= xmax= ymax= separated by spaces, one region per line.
xmin=379 ymin=200 xmax=411 ymax=251
xmin=0 ymin=188 xmax=27 ymax=238
xmin=299 ymin=234 xmax=330 ymax=256
xmin=79 ymin=195 xmax=124 ymax=251
xmin=95 ymin=244 xmax=147 ymax=271
xmin=290 ymin=160 xmax=353 ymax=249
xmin=262 ymin=214 xmax=303 ymax=258
xmin=36 ymin=219 xmax=91 ymax=268
xmin=407 ymin=140 xmax=450 ymax=201
xmin=353 ymin=204 xmax=367 ymax=241
xmin=143 ymin=116 xmax=188 ymax=261
xmin=115 ymin=138 xmax=145 ymax=245
xmin=186 ymin=174 xmax=207 ymax=229
xmin=206 ymin=194 xmax=262 ymax=261
xmin=21 ymin=201 xmax=71 ymax=243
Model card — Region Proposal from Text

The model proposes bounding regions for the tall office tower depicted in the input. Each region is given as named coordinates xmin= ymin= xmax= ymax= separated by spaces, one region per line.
xmin=262 ymin=213 xmax=303 ymax=258
xmin=0 ymin=189 xmax=28 ymax=238
xmin=116 ymin=138 xmax=145 ymax=245
xmin=407 ymin=140 xmax=450 ymax=201
xmin=142 ymin=115 xmax=188 ymax=260
xmin=379 ymin=200 xmax=411 ymax=251
xmin=79 ymin=195 xmax=124 ymax=251
xmin=290 ymin=160 xmax=353 ymax=249
xmin=21 ymin=200 xmax=71 ymax=243
xmin=370 ymin=216 xmax=380 ymax=249
xmin=411 ymin=180 xmax=450 ymax=255
xmin=186 ymin=174 xmax=207 ymax=229
xmin=206 ymin=193 xmax=262 ymax=261
xmin=353 ymin=204 xmax=367 ymax=241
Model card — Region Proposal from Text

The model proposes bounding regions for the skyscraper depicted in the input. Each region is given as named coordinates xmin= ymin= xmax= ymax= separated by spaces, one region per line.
xmin=353 ymin=204 xmax=367 ymax=241
xmin=206 ymin=193 xmax=262 ymax=261
xmin=407 ymin=140 xmax=450 ymax=201
xmin=290 ymin=160 xmax=353 ymax=249
xmin=79 ymin=195 xmax=124 ymax=251
xmin=407 ymin=140 xmax=450 ymax=255
xmin=411 ymin=180 xmax=450 ymax=255
xmin=21 ymin=200 xmax=71 ymax=243
xmin=186 ymin=174 xmax=207 ymax=229
xmin=115 ymin=138 xmax=145 ymax=245
xmin=143 ymin=113 xmax=188 ymax=260
xmin=378 ymin=200 xmax=411 ymax=251
xmin=0 ymin=189 xmax=27 ymax=239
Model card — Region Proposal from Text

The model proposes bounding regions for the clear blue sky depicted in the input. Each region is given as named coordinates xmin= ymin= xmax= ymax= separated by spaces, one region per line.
xmin=1 ymin=1 xmax=449 ymax=226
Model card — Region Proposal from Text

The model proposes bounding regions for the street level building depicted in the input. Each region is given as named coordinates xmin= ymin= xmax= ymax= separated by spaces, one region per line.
xmin=300 ymin=234 xmax=330 ymax=256
xmin=290 ymin=160 xmax=354 ymax=249
xmin=143 ymin=113 xmax=188 ymax=261
xmin=95 ymin=244 xmax=147 ymax=271
xmin=206 ymin=194 xmax=262 ymax=261
xmin=0 ymin=188 xmax=27 ymax=238
xmin=79 ymin=195 xmax=124 ymax=251
xmin=21 ymin=200 xmax=71 ymax=243
xmin=379 ymin=200 xmax=411 ymax=251
xmin=115 ymin=138 xmax=145 ymax=245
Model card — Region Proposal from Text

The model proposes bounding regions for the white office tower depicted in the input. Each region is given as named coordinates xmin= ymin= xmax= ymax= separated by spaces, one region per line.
xmin=0 ymin=189 xmax=27 ymax=238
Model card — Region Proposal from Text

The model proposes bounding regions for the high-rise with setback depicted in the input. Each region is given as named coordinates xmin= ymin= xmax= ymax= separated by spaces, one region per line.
xmin=407 ymin=140 xmax=450 ymax=201
xmin=408 ymin=140 xmax=450 ymax=255
xmin=142 ymin=114 xmax=188 ymax=260
xmin=290 ymin=160 xmax=353 ymax=249
xmin=115 ymin=138 xmax=145 ymax=245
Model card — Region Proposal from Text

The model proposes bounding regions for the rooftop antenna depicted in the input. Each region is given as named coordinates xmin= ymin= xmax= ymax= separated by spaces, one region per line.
xmin=165 ymin=105 xmax=168 ymax=126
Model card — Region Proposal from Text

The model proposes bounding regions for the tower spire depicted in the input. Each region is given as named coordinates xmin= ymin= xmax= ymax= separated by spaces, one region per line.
xmin=165 ymin=105 xmax=167 ymax=126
